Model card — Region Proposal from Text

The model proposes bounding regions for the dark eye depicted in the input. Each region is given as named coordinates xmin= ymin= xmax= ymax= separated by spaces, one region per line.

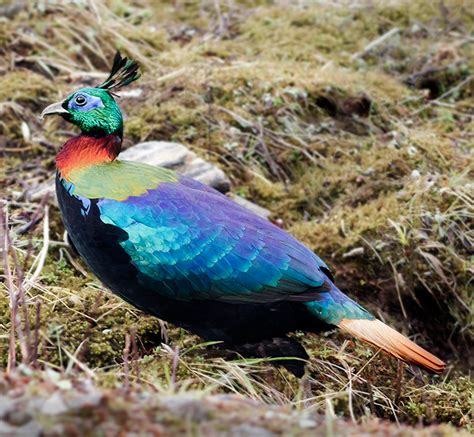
xmin=75 ymin=95 xmax=87 ymax=106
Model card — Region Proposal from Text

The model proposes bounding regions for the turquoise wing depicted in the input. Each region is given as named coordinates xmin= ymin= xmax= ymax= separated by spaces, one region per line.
xmin=98 ymin=176 xmax=330 ymax=303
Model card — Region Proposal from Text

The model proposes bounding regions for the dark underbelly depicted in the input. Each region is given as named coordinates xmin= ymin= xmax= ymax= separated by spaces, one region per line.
xmin=55 ymin=175 xmax=326 ymax=343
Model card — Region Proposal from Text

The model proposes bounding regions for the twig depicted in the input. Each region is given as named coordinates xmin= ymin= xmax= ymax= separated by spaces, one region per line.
xmin=213 ymin=0 xmax=225 ymax=36
xmin=2 ymin=207 xmax=17 ymax=373
xmin=60 ymin=248 xmax=89 ymax=277
xmin=23 ymin=205 xmax=50 ymax=291
xmin=62 ymin=343 xmax=96 ymax=379
xmin=411 ymin=74 xmax=474 ymax=116
xmin=123 ymin=333 xmax=131 ymax=391
xmin=394 ymin=361 xmax=404 ymax=405
xmin=32 ymin=299 xmax=41 ymax=368
xmin=15 ymin=210 xmax=44 ymax=235
xmin=3 ymin=208 xmax=31 ymax=366
xmin=61 ymin=231 xmax=89 ymax=277
xmin=388 ymin=258 xmax=408 ymax=319
xmin=171 ymin=346 xmax=180 ymax=386
xmin=351 ymin=28 xmax=400 ymax=60
xmin=130 ymin=327 xmax=140 ymax=380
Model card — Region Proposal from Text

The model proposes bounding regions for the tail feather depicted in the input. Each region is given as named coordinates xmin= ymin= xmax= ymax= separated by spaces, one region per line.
xmin=338 ymin=318 xmax=445 ymax=374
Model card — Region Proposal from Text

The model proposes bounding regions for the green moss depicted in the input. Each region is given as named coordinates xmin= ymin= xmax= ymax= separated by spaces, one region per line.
xmin=0 ymin=70 xmax=55 ymax=107
xmin=0 ymin=70 xmax=56 ymax=140
xmin=402 ymin=377 xmax=473 ymax=426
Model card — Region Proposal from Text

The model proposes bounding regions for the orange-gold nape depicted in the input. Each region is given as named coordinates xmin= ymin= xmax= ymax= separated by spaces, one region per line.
xmin=338 ymin=319 xmax=446 ymax=374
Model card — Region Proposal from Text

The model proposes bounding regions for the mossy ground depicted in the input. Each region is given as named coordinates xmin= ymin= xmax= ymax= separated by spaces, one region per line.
xmin=1 ymin=0 xmax=472 ymax=434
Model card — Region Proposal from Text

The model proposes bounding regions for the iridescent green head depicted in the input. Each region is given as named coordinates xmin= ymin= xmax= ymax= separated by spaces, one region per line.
xmin=41 ymin=52 xmax=140 ymax=137
xmin=57 ymin=87 xmax=123 ymax=136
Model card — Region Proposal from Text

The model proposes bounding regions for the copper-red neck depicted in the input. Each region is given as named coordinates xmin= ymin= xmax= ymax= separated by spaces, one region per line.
xmin=56 ymin=134 xmax=122 ymax=179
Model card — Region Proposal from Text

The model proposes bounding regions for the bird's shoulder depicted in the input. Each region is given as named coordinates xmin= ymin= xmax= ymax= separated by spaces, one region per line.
xmin=67 ymin=159 xmax=178 ymax=200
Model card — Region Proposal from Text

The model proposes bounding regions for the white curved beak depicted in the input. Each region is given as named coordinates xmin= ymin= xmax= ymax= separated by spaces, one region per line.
xmin=40 ymin=101 xmax=69 ymax=120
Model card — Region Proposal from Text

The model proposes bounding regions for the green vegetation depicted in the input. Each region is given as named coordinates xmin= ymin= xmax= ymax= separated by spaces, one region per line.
xmin=1 ymin=0 xmax=472 ymax=434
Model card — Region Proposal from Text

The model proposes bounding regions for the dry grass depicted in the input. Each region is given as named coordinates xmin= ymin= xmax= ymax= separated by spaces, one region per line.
xmin=1 ymin=0 xmax=473 ymax=434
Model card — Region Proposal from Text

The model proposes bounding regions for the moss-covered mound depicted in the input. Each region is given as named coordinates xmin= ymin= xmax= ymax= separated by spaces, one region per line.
xmin=2 ymin=372 xmax=471 ymax=436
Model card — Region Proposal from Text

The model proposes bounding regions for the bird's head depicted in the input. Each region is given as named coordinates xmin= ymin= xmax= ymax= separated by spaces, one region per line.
xmin=41 ymin=52 xmax=140 ymax=137
xmin=42 ymin=87 xmax=123 ymax=136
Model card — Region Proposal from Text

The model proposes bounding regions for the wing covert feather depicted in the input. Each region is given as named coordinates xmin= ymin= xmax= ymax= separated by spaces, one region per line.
xmin=98 ymin=175 xmax=329 ymax=303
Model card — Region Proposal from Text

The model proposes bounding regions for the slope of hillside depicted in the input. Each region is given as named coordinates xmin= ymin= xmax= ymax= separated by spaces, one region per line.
xmin=1 ymin=1 xmax=472 ymax=434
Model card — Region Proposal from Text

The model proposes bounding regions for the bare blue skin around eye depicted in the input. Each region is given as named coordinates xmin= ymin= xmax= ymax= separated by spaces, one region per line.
xmin=68 ymin=94 xmax=104 ymax=112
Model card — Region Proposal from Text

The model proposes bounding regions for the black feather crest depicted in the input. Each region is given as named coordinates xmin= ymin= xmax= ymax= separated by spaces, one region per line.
xmin=98 ymin=51 xmax=140 ymax=91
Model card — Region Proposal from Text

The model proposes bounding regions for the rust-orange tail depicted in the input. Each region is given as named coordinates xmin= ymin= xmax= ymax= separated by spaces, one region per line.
xmin=338 ymin=318 xmax=446 ymax=374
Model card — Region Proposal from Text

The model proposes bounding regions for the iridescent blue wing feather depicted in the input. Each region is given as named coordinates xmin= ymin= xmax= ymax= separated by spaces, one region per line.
xmin=98 ymin=175 xmax=330 ymax=304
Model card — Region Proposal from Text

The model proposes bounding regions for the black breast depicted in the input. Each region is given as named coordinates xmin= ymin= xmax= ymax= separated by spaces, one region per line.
xmin=56 ymin=174 xmax=138 ymax=298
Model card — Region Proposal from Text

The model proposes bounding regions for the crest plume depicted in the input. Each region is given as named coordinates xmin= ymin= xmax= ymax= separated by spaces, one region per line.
xmin=98 ymin=51 xmax=140 ymax=91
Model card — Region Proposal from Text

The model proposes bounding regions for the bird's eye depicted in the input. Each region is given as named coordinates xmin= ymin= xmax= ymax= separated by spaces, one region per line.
xmin=75 ymin=95 xmax=87 ymax=106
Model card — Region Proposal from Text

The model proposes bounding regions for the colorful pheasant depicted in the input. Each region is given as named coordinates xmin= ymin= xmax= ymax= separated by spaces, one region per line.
xmin=41 ymin=53 xmax=445 ymax=376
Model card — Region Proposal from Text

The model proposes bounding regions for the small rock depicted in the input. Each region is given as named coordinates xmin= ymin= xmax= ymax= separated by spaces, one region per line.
xmin=120 ymin=141 xmax=189 ymax=169
xmin=117 ymin=88 xmax=143 ymax=98
xmin=161 ymin=395 xmax=210 ymax=422
xmin=411 ymin=169 xmax=421 ymax=179
xmin=41 ymin=392 xmax=68 ymax=416
xmin=45 ymin=368 xmax=62 ymax=383
xmin=343 ymin=247 xmax=365 ymax=258
xmin=410 ymin=23 xmax=421 ymax=34
xmin=25 ymin=180 xmax=56 ymax=204
xmin=4 ymin=408 xmax=32 ymax=426
xmin=0 ymin=396 xmax=15 ymax=418
xmin=228 ymin=194 xmax=272 ymax=220
xmin=0 ymin=419 xmax=41 ymax=437
xmin=120 ymin=141 xmax=230 ymax=193
xmin=362 ymin=167 xmax=375 ymax=176
xmin=0 ymin=2 xmax=26 ymax=19
xmin=282 ymin=87 xmax=307 ymax=100
xmin=274 ymin=218 xmax=284 ymax=228
xmin=181 ymin=156 xmax=229 ymax=192
xmin=21 ymin=121 xmax=31 ymax=143
xmin=66 ymin=392 xmax=103 ymax=410
xmin=231 ymin=424 xmax=276 ymax=437
xmin=17 ymin=364 xmax=34 ymax=377
xmin=55 ymin=379 xmax=73 ymax=391
xmin=298 ymin=418 xmax=317 ymax=428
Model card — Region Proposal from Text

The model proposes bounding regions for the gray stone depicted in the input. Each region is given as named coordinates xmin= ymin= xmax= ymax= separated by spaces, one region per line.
xmin=342 ymin=247 xmax=365 ymax=258
xmin=119 ymin=141 xmax=230 ymax=193
xmin=160 ymin=395 xmax=211 ymax=422
xmin=228 ymin=194 xmax=271 ymax=220
xmin=4 ymin=408 xmax=32 ymax=426
xmin=120 ymin=141 xmax=189 ymax=169
xmin=25 ymin=179 xmax=56 ymax=204
xmin=41 ymin=392 xmax=68 ymax=416
xmin=0 ymin=396 xmax=16 ymax=418
xmin=0 ymin=419 xmax=41 ymax=437
xmin=230 ymin=424 xmax=276 ymax=437
xmin=66 ymin=392 xmax=103 ymax=410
